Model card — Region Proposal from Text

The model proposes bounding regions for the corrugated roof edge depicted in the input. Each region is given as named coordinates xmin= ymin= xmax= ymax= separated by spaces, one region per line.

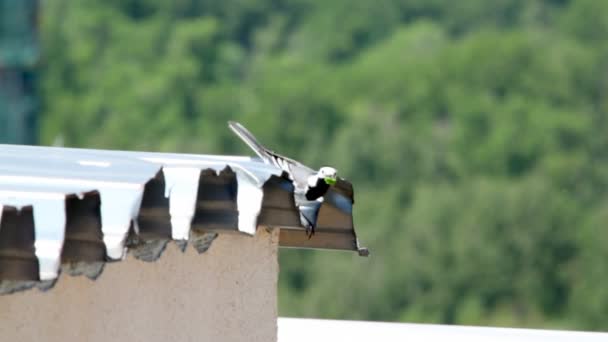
xmin=0 ymin=144 xmax=368 ymax=295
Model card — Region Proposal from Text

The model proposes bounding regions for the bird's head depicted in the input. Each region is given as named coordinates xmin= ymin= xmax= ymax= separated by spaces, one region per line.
xmin=319 ymin=166 xmax=338 ymax=186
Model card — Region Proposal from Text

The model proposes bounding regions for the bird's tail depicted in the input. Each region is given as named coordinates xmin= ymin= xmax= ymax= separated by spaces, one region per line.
xmin=228 ymin=121 xmax=270 ymax=161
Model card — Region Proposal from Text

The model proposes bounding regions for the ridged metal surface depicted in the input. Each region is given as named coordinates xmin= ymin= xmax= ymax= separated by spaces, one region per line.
xmin=0 ymin=144 xmax=367 ymax=294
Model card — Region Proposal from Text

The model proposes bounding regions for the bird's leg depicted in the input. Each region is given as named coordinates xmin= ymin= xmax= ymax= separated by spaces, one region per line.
xmin=299 ymin=210 xmax=316 ymax=239
xmin=306 ymin=224 xmax=315 ymax=239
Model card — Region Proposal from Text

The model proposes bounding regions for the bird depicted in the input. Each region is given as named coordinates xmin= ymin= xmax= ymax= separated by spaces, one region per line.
xmin=228 ymin=121 xmax=338 ymax=237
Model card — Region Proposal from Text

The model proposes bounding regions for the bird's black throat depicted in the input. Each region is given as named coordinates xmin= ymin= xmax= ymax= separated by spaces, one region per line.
xmin=305 ymin=177 xmax=330 ymax=201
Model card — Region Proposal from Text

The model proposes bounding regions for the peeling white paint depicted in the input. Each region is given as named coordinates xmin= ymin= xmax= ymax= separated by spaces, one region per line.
xmin=0 ymin=179 xmax=147 ymax=261
xmin=163 ymin=166 xmax=202 ymax=241
xmin=157 ymin=159 xmax=281 ymax=237
xmin=235 ymin=170 xmax=264 ymax=235
xmin=97 ymin=185 xmax=145 ymax=259
xmin=0 ymin=144 xmax=315 ymax=287
xmin=31 ymin=199 xmax=66 ymax=280
xmin=0 ymin=191 xmax=66 ymax=281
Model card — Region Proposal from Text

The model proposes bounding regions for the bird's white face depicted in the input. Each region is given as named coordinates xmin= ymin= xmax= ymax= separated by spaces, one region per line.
xmin=319 ymin=166 xmax=337 ymax=185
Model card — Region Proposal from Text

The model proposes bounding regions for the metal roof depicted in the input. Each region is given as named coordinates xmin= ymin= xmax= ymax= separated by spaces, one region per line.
xmin=0 ymin=144 xmax=367 ymax=294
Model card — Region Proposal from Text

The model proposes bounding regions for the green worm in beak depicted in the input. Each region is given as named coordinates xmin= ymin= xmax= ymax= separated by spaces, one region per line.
xmin=324 ymin=177 xmax=337 ymax=186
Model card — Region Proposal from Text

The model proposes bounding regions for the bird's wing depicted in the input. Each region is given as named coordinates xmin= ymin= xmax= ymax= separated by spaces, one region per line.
xmin=228 ymin=121 xmax=315 ymax=187
xmin=228 ymin=121 xmax=271 ymax=162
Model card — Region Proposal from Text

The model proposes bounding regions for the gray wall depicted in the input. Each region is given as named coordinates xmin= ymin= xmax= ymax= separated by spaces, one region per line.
xmin=0 ymin=228 xmax=279 ymax=342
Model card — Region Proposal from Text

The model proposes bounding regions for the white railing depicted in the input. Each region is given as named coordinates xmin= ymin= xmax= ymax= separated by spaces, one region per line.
xmin=278 ymin=317 xmax=608 ymax=342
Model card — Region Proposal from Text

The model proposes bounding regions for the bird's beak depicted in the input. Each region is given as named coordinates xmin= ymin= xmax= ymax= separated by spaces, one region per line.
xmin=324 ymin=176 xmax=337 ymax=186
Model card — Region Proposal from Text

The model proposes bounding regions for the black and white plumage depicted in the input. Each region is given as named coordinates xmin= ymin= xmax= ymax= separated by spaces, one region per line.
xmin=228 ymin=121 xmax=338 ymax=237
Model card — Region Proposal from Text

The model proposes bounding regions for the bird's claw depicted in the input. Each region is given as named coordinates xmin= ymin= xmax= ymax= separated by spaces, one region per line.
xmin=305 ymin=225 xmax=315 ymax=239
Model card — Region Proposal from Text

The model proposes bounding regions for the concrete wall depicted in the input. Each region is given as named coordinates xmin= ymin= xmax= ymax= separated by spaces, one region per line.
xmin=0 ymin=228 xmax=279 ymax=342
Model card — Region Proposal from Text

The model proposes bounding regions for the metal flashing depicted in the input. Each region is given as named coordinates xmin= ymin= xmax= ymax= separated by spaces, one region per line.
xmin=0 ymin=143 xmax=367 ymax=294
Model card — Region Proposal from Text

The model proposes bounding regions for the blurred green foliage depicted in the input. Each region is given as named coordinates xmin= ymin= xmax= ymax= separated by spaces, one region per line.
xmin=40 ymin=0 xmax=608 ymax=331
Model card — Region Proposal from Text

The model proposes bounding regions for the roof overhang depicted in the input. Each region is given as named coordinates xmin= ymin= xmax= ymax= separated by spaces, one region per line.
xmin=0 ymin=144 xmax=367 ymax=294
